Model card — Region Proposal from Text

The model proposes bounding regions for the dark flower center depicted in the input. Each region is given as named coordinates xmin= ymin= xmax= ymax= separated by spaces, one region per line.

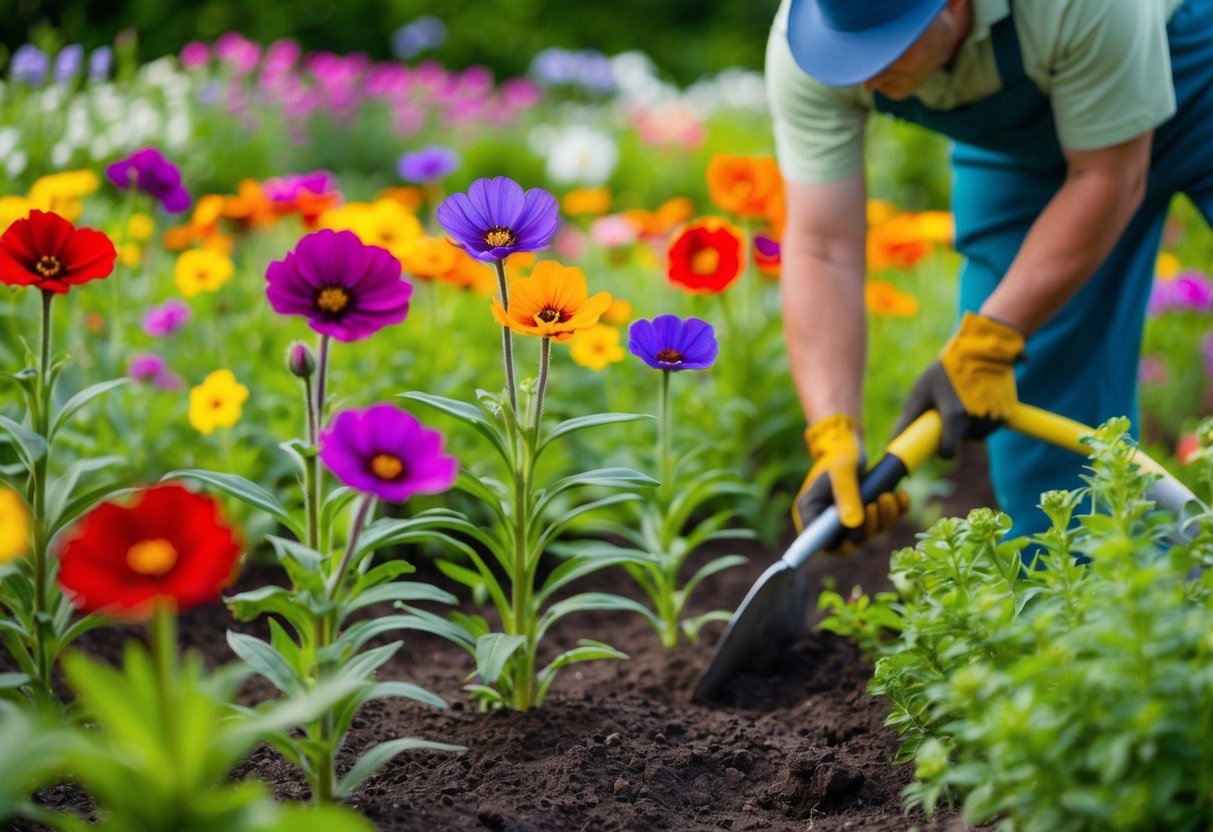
xmin=656 ymin=348 xmax=683 ymax=364
xmin=127 ymin=538 xmax=178 ymax=576
xmin=36 ymin=255 xmax=63 ymax=278
xmin=371 ymin=453 xmax=405 ymax=481
xmin=536 ymin=308 xmax=563 ymax=324
xmin=483 ymin=226 xmax=516 ymax=248
xmin=316 ymin=286 xmax=352 ymax=315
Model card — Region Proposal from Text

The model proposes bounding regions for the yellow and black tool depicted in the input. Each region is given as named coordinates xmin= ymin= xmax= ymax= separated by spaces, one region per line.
xmin=692 ymin=403 xmax=1203 ymax=702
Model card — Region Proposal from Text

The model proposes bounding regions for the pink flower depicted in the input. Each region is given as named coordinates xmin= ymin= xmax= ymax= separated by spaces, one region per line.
xmin=590 ymin=215 xmax=638 ymax=249
xmin=180 ymin=42 xmax=210 ymax=70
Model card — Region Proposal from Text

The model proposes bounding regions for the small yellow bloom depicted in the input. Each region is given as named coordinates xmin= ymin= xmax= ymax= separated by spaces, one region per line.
xmin=561 ymin=187 xmax=612 ymax=217
xmin=189 ymin=370 xmax=250 ymax=436
xmin=402 ymin=236 xmax=458 ymax=279
xmin=0 ymin=487 xmax=30 ymax=563
xmin=491 ymin=261 xmax=612 ymax=342
xmin=1156 ymin=251 xmax=1181 ymax=281
xmin=0 ymin=196 xmax=32 ymax=234
xmin=27 ymin=170 xmax=100 ymax=221
xmin=119 ymin=243 xmax=142 ymax=268
xmin=568 ymin=324 xmax=626 ymax=371
xmin=175 ymin=248 xmax=235 ymax=298
xmin=865 ymin=280 xmax=920 ymax=317
xmin=323 ymin=200 xmax=423 ymax=262
xmin=126 ymin=213 xmax=155 ymax=242
xmin=602 ymin=298 xmax=633 ymax=326
xmin=866 ymin=199 xmax=897 ymax=226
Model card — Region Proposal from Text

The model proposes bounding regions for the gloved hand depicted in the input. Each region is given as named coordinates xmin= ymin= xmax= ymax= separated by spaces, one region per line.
xmin=893 ymin=311 xmax=1025 ymax=458
xmin=792 ymin=413 xmax=910 ymax=552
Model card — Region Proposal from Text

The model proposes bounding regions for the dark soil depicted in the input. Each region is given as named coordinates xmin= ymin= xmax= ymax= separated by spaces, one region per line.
xmin=12 ymin=449 xmax=996 ymax=832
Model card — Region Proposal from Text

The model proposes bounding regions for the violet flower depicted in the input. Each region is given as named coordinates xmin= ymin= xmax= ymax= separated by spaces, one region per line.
xmin=319 ymin=404 xmax=458 ymax=503
xmin=142 ymin=299 xmax=191 ymax=337
xmin=628 ymin=315 xmax=719 ymax=371
xmin=11 ymin=45 xmax=49 ymax=86
xmin=53 ymin=45 xmax=84 ymax=84
xmin=106 ymin=148 xmax=191 ymax=214
xmin=262 ymin=170 xmax=337 ymax=203
xmin=88 ymin=47 xmax=113 ymax=81
xmin=398 ymin=146 xmax=460 ymax=184
xmin=436 ymin=176 xmax=558 ymax=262
xmin=265 ymin=229 xmax=412 ymax=342
xmin=128 ymin=353 xmax=184 ymax=391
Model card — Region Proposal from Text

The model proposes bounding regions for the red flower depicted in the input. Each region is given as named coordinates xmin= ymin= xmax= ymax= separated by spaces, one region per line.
xmin=58 ymin=484 xmax=243 ymax=618
xmin=667 ymin=217 xmax=744 ymax=294
xmin=0 ymin=209 xmax=117 ymax=294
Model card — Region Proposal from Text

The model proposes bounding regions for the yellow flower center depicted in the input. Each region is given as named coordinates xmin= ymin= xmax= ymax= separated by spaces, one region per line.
xmin=317 ymin=286 xmax=351 ymax=313
xmin=656 ymin=348 xmax=683 ymax=364
xmin=536 ymin=308 xmax=562 ymax=324
xmin=126 ymin=539 xmax=179 ymax=576
xmin=36 ymin=255 xmax=62 ymax=277
xmin=691 ymin=246 xmax=720 ymax=275
xmin=371 ymin=453 xmax=405 ymax=480
xmin=483 ymin=226 xmax=516 ymax=248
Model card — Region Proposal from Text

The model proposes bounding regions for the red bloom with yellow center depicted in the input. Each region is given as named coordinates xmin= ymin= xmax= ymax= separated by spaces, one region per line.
xmin=57 ymin=484 xmax=243 ymax=618
xmin=667 ymin=217 xmax=744 ymax=294
xmin=491 ymin=260 xmax=611 ymax=341
xmin=0 ymin=209 xmax=116 ymax=294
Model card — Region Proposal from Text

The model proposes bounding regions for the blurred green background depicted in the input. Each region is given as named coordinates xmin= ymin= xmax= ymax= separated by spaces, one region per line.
xmin=4 ymin=0 xmax=781 ymax=84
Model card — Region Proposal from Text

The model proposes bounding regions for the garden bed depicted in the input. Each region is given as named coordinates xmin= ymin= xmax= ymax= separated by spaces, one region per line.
xmin=21 ymin=450 xmax=993 ymax=832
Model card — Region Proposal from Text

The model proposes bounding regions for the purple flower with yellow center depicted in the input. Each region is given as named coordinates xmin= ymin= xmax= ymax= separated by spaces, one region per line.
xmin=142 ymin=298 xmax=191 ymax=337
xmin=436 ymin=176 xmax=559 ymax=263
xmin=265 ymin=229 xmax=413 ymax=342
xmin=106 ymin=148 xmax=191 ymax=214
xmin=628 ymin=315 xmax=718 ymax=371
xmin=319 ymin=404 xmax=458 ymax=503
xmin=398 ymin=146 xmax=460 ymax=184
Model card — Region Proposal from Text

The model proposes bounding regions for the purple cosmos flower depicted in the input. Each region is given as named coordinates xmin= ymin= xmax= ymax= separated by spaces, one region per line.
xmin=11 ymin=45 xmax=49 ymax=86
xmin=106 ymin=148 xmax=191 ymax=214
xmin=265 ymin=229 xmax=413 ymax=342
xmin=436 ymin=176 xmax=559 ymax=263
xmin=319 ymin=404 xmax=458 ymax=503
xmin=628 ymin=315 xmax=719 ymax=371
xmin=142 ymin=299 xmax=191 ymax=337
xmin=398 ymin=146 xmax=460 ymax=184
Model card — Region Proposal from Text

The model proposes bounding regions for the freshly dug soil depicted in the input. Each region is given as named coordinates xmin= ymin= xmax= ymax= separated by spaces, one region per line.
xmin=14 ymin=450 xmax=996 ymax=832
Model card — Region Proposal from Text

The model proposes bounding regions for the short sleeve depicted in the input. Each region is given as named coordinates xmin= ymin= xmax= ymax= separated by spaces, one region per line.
xmin=1045 ymin=0 xmax=1175 ymax=150
xmin=765 ymin=10 xmax=869 ymax=184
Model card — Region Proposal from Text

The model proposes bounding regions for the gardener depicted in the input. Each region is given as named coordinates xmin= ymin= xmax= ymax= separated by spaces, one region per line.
xmin=773 ymin=0 xmax=1213 ymax=541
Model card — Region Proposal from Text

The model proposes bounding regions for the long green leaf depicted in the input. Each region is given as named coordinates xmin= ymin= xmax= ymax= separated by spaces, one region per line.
xmin=335 ymin=737 xmax=464 ymax=798
xmin=473 ymin=633 xmax=526 ymax=685
xmin=164 ymin=470 xmax=304 ymax=538
xmin=365 ymin=680 xmax=447 ymax=710
xmin=0 ymin=414 xmax=45 ymax=472
xmin=398 ymin=392 xmax=511 ymax=464
xmin=680 ymin=554 xmax=748 ymax=601
xmin=341 ymin=582 xmax=456 ymax=621
xmin=50 ymin=379 xmax=129 ymax=441
xmin=534 ymin=468 xmax=657 ymax=516
xmin=536 ymin=593 xmax=661 ymax=642
xmin=536 ymin=412 xmax=650 ymax=458
xmin=535 ymin=639 xmax=627 ymax=705
xmin=226 ymin=632 xmax=303 ymax=696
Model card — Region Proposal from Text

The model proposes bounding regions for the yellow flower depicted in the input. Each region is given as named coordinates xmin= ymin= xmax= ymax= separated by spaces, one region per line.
xmin=189 ymin=370 xmax=250 ymax=435
xmin=0 ymin=487 xmax=30 ymax=563
xmin=27 ymin=170 xmax=100 ymax=221
xmin=119 ymin=243 xmax=142 ymax=268
xmin=568 ymin=324 xmax=625 ymax=371
xmin=865 ymin=280 xmax=920 ymax=317
xmin=491 ymin=261 xmax=612 ymax=342
xmin=175 ymin=249 xmax=235 ymax=298
xmin=401 ymin=236 xmax=458 ymax=279
xmin=602 ymin=298 xmax=633 ymax=326
xmin=126 ymin=213 xmax=155 ymax=242
xmin=322 ymin=199 xmax=423 ymax=262
xmin=1156 ymin=251 xmax=1181 ymax=281
xmin=866 ymin=199 xmax=897 ymax=226
xmin=561 ymin=187 xmax=612 ymax=217
xmin=0 ymin=196 xmax=32 ymax=234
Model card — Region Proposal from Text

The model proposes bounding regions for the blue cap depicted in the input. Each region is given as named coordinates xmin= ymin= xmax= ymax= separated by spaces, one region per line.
xmin=787 ymin=0 xmax=948 ymax=88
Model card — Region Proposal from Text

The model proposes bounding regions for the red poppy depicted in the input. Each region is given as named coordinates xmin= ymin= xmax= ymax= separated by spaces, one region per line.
xmin=667 ymin=217 xmax=744 ymax=293
xmin=0 ymin=210 xmax=117 ymax=294
xmin=58 ymin=484 xmax=243 ymax=618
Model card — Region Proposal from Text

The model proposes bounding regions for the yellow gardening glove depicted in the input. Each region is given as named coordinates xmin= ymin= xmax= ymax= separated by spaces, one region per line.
xmin=792 ymin=414 xmax=909 ymax=552
xmin=893 ymin=311 xmax=1025 ymax=458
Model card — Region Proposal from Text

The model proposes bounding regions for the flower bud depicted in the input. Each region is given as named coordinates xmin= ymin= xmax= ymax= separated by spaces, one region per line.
xmin=286 ymin=341 xmax=316 ymax=379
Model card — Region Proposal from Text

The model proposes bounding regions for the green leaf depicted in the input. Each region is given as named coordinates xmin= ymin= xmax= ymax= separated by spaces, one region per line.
xmin=48 ymin=483 xmax=136 ymax=538
xmin=537 ymin=547 xmax=658 ymax=605
xmin=0 ymin=672 xmax=30 ymax=690
xmin=0 ymin=414 xmax=46 ymax=472
xmin=398 ymin=392 xmax=511 ymax=464
xmin=335 ymin=737 xmax=464 ymax=797
xmin=339 ymin=641 xmax=402 ymax=680
xmin=452 ymin=470 xmax=509 ymax=526
xmin=536 ymin=412 xmax=650 ymax=458
xmin=225 ymin=586 xmax=313 ymax=634
xmin=351 ymin=560 xmax=416 ymax=595
xmin=227 ymin=632 xmax=303 ymax=696
xmin=473 ymin=633 xmax=527 ymax=685
xmin=365 ymin=680 xmax=447 ymax=710
xmin=681 ymin=554 xmax=748 ymax=602
xmin=50 ymin=379 xmax=129 ymax=441
xmin=334 ymin=613 xmax=470 ymax=654
xmin=534 ymin=493 xmax=646 ymax=554
xmin=45 ymin=456 xmax=125 ymax=530
xmin=163 ymin=470 xmax=304 ymax=539
xmin=537 ymin=593 xmax=661 ymax=642
xmin=340 ymin=581 xmax=456 ymax=621
xmin=258 ymin=803 xmax=379 ymax=832
xmin=535 ymin=639 xmax=627 ymax=704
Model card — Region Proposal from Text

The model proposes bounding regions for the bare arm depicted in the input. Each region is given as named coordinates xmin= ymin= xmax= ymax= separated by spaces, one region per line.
xmin=981 ymin=133 xmax=1152 ymax=334
xmin=780 ymin=172 xmax=869 ymax=425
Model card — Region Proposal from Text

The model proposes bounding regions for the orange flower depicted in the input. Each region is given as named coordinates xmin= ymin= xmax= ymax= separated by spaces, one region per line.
xmin=623 ymin=196 xmax=695 ymax=238
xmin=163 ymin=195 xmax=227 ymax=252
xmin=378 ymin=186 xmax=425 ymax=214
xmin=602 ymin=298 xmax=633 ymax=326
xmin=868 ymin=214 xmax=932 ymax=273
xmin=438 ymin=248 xmax=497 ymax=294
xmin=667 ymin=217 xmax=745 ymax=294
xmin=706 ymin=154 xmax=782 ymax=219
xmin=223 ymin=180 xmax=276 ymax=229
xmin=865 ymin=280 xmax=920 ymax=317
xmin=561 ymin=187 xmax=612 ymax=217
xmin=503 ymin=251 xmax=538 ymax=281
xmin=402 ymin=236 xmax=459 ymax=280
xmin=491 ymin=261 xmax=611 ymax=341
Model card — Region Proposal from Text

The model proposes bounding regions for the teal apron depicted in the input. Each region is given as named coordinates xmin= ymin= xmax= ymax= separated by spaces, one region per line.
xmin=873 ymin=0 xmax=1213 ymax=539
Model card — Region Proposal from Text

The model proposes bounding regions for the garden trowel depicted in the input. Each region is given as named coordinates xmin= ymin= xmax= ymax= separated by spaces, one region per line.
xmin=692 ymin=403 xmax=1204 ymax=702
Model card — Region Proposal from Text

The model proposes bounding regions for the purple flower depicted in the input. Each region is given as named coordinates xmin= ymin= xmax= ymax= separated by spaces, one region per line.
xmin=436 ymin=176 xmax=558 ymax=263
xmin=11 ymin=45 xmax=49 ymax=86
xmin=106 ymin=148 xmax=191 ymax=214
xmin=128 ymin=353 xmax=184 ymax=391
xmin=180 ymin=42 xmax=210 ymax=70
xmin=262 ymin=170 xmax=337 ymax=203
xmin=142 ymin=299 xmax=191 ymax=337
xmin=628 ymin=315 xmax=719 ymax=371
xmin=397 ymin=146 xmax=460 ymax=184
xmin=265 ymin=229 xmax=412 ymax=342
xmin=88 ymin=47 xmax=113 ymax=81
xmin=319 ymin=404 xmax=458 ymax=503
xmin=53 ymin=45 xmax=84 ymax=84
xmin=391 ymin=16 xmax=447 ymax=60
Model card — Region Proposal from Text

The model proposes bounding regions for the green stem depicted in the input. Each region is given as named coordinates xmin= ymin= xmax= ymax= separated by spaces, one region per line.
xmin=30 ymin=290 xmax=54 ymax=703
xmin=510 ymin=443 xmax=534 ymax=711
xmin=302 ymin=372 xmax=319 ymax=552
xmin=533 ymin=338 xmax=551 ymax=439
xmin=325 ymin=495 xmax=376 ymax=600
xmin=315 ymin=335 xmax=332 ymax=429
xmin=150 ymin=604 xmax=179 ymax=761
xmin=494 ymin=259 xmax=518 ymax=411
xmin=658 ymin=368 xmax=672 ymax=509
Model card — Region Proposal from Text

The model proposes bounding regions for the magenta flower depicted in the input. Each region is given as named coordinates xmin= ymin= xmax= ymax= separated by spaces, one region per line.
xmin=128 ymin=353 xmax=183 ymax=391
xmin=106 ymin=148 xmax=191 ymax=214
xmin=1149 ymin=271 xmax=1213 ymax=315
xmin=436 ymin=176 xmax=559 ymax=262
xmin=398 ymin=146 xmax=460 ymax=183
xmin=628 ymin=315 xmax=718 ymax=371
xmin=265 ymin=229 xmax=412 ymax=342
xmin=319 ymin=405 xmax=458 ymax=503
xmin=142 ymin=299 xmax=191 ymax=337
xmin=262 ymin=170 xmax=337 ymax=203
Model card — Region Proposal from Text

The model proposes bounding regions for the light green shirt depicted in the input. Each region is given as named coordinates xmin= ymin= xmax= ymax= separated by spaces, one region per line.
xmin=767 ymin=0 xmax=1182 ymax=184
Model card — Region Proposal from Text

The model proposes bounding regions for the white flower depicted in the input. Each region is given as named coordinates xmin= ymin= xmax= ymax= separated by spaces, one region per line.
xmin=542 ymin=124 xmax=618 ymax=186
xmin=6 ymin=150 xmax=27 ymax=178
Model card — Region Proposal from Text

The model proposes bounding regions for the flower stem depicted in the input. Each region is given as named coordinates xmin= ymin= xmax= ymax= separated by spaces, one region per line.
xmin=325 ymin=495 xmax=376 ymax=600
xmin=533 ymin=338 xmax=551 ymax=438
xmin=30 ymin=290 xmax=55 ymax=703
xmin=315 ymin=335 xmax=332 ymax=428
xmin=303 ymin=372 xmax=319 ymax=553
xmin=494 ymin=259 xmax=518 ymax=411
xmin=311 ymin=334 xmax=331 ymax=547
xmin=150 ymin=603 xmax=179 ymax=761
xmin=510 ymin=445 xmax=534 ymax=711
xmin=658 ymin=368 xmax=672 ymax=508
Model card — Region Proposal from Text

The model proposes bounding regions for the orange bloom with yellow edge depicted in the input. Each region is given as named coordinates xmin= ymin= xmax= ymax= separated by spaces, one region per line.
xmin=0 ymin=487 xmax=30 ymax=562
xmin=865 ymin=280 xmax=920 ymax=317
xmin=667 ymin=217 xmax=745 ymax=294
xmin=568 ymin=324 xmax=626 ymax=371
xmin=706 ymin=154 xmax=782 ymax=219
xmin=402 ymin=236 xmax=459 ymax=280
xmin=491 ymin=261 xmax=612 ymax=342
xmin=561 ymin=187 xmax=612 ymax=217
xmin=623 ymin=196 xmax=695 ymax=238
xmin=438 ymin=248 xmax=497 ymax=294
xmin=868 ymin=214 xmax=932 ymax=273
